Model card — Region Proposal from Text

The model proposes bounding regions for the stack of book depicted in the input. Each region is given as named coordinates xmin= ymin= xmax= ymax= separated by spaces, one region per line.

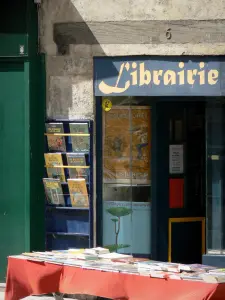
xmin=13 ymin=249 xmax=225 ymax=283
xmin=137 ymin=261 xmax=218 ymax=281
xmin=199 ymin=268 xmax=225 ymax=283
xmin=137 ymin=261 xmax=168 ymax=278
xmin=98 ymin=252 xmax=132 ymax=259
xmin=84 ymin=247 xmax=110 ymax=255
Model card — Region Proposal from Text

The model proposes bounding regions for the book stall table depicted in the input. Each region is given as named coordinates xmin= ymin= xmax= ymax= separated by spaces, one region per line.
xmin=5 ymin=256 xmax=225 ymax=300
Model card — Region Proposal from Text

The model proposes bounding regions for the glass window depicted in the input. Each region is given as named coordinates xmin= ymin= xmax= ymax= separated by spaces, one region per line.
xmin=206 ymin=99 xmax=225 ymax=255
xmin=102 ymin=96 xmax=151 ymax=256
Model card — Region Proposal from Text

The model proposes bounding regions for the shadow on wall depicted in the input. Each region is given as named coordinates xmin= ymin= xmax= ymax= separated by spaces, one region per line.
xmin=42 ymin=0 xmax=109 ymax=120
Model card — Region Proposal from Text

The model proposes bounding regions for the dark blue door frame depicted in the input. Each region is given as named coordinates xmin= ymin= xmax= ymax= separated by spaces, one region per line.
xmin=96 ymin=96 xmax=103 ymax=247
xmin=96 ymin=96 xmax=207 ymax=261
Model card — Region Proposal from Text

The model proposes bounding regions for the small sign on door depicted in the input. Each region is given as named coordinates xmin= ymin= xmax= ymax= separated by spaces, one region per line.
xmin=169 ymin=144 xmax=184 ymax=174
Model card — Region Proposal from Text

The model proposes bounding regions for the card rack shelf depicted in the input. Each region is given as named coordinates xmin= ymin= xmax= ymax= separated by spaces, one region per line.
xmin=44 ymin=119 xmax=94 ymax=250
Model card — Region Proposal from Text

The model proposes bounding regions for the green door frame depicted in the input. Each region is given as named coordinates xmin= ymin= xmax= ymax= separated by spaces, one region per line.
xmin=0 ymin=55 xmax=45 ymax=281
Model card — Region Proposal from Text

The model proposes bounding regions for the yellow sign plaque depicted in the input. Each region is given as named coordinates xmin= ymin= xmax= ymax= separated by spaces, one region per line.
xmin=102 ymin=98 xmax=112 ymax=111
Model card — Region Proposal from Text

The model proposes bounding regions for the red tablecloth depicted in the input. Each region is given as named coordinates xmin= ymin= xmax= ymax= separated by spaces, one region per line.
xmin=5 ymin=257 xmax=225 ymax=300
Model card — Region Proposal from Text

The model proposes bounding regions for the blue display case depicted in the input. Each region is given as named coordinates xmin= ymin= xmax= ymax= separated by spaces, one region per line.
xmin=44 ymin=119 xmax=94 ymax=250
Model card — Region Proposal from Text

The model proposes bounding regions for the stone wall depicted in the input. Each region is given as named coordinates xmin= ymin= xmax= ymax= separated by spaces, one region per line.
xmin=39 ymin=0 xmax=225 ymax=251
xmin=39 ymin=0 xmax=225 ymax=120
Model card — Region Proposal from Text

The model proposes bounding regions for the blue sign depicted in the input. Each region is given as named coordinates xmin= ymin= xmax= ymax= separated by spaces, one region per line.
xmin=94 ymin=56 xmax=225 ymax=96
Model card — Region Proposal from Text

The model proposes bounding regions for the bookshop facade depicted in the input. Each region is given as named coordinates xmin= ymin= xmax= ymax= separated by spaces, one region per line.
xmin=94 ymin=56 xmax=225 ymax=267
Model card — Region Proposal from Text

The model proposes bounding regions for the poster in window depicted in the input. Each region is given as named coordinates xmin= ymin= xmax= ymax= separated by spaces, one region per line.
xmin=103 ymin=106 xmax=151 ymax=184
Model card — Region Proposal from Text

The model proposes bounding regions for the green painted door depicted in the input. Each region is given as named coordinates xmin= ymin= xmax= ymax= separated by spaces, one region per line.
xmin=0 ymin=62 xmax=29 ymax=281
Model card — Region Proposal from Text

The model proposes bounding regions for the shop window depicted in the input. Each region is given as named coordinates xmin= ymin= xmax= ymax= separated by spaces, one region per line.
xmin=102 ymin=96 xmax=151 ymax=255
xmin=206 ymin=99 xmax=225 ymax=255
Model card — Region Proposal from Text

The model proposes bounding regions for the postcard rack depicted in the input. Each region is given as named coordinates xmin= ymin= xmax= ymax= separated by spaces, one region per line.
xmin=44 ymin=119 xmax=94 ymax=250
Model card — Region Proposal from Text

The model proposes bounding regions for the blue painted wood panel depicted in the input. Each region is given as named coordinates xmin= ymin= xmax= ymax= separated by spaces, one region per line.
xmin=94 ymin=56 xmax=225 ymax=96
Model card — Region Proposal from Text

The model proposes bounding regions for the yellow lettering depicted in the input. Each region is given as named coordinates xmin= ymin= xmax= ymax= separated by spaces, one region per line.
xmin=153 ymin=70 xmax=163 ymax=85
xmin=98 ymin=62 xmax=130 ymax=94
xmin=139 ymin=62 xmax=151 ymax=86
xmin=178 ymin=62 xmax=185 ymax=85
xmin=187 ymin=69 xmax=197 ymax=84
xmin=208 ymin=70 xmax=219 ymax=85
xmin=130 ymin=62 xmax=138 ymax=85
xmin=198 ymin=62 xmax=205 ymax=85
xmin=164 ymin=70 xmax=176 ymax=85
xmin=98 ymin=61 xmax=220 ymax=94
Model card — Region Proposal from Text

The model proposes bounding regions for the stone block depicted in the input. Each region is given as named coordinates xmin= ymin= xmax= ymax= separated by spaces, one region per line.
xmin=47 ymin=75 xmax=94 ymax=120
xmin=47 ymin=56 xmax=93 ymax=76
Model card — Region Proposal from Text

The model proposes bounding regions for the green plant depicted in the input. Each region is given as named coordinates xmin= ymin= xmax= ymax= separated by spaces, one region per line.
xmin=106 ymin=207 xmax=132 ymax=252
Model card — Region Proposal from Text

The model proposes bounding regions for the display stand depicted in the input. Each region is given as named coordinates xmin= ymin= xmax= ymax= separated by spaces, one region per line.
xmin=44 ymin=119 xmax=93 ymax=250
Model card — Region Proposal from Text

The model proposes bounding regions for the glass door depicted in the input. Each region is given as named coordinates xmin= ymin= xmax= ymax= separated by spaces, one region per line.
xmin=101 ymin=96 xmax=151 ymax=256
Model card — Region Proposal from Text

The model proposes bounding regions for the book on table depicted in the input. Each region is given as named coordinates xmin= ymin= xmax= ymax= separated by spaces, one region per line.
xmin=137 ymin=260 xmax=166 ymax=272
xmin=98 ymin=252 xmax=133 ymax=260
xmin=179 ymin=263 xmax=215 ymax=273
xmin=84 ymin=247 xmax=109 ymax=255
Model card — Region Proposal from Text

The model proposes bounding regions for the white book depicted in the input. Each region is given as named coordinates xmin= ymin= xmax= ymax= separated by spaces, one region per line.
xmin=200 ymin=273 xmax=225 ymax=283
xmin=150 ymin=271 xmax=167 ymax=279
xmin=98 ymin=252 xmax=132 ymax=260
xmin=84 ymin=247 xmax=110 ymax=255
xmin=75 ymin=253 xmax=98 ymax=260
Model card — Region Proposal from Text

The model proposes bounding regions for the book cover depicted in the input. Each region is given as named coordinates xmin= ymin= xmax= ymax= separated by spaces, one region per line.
xmin=66 ymin=153 xmax=89 ymax=179
xmin=44 ymin=153 xmax=66 ymax=182
xmin=45 ymin=123 xmax=66 ymax=152
xmin=69 ymin=123 xmax=89 ymax=133
xmin=43 ymin=178 xmax=65 ymax=205
xmin=69 ymin=123 xmax=90 ymax=152
xmin=68 ymin=178 xmax=89 ymax=207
